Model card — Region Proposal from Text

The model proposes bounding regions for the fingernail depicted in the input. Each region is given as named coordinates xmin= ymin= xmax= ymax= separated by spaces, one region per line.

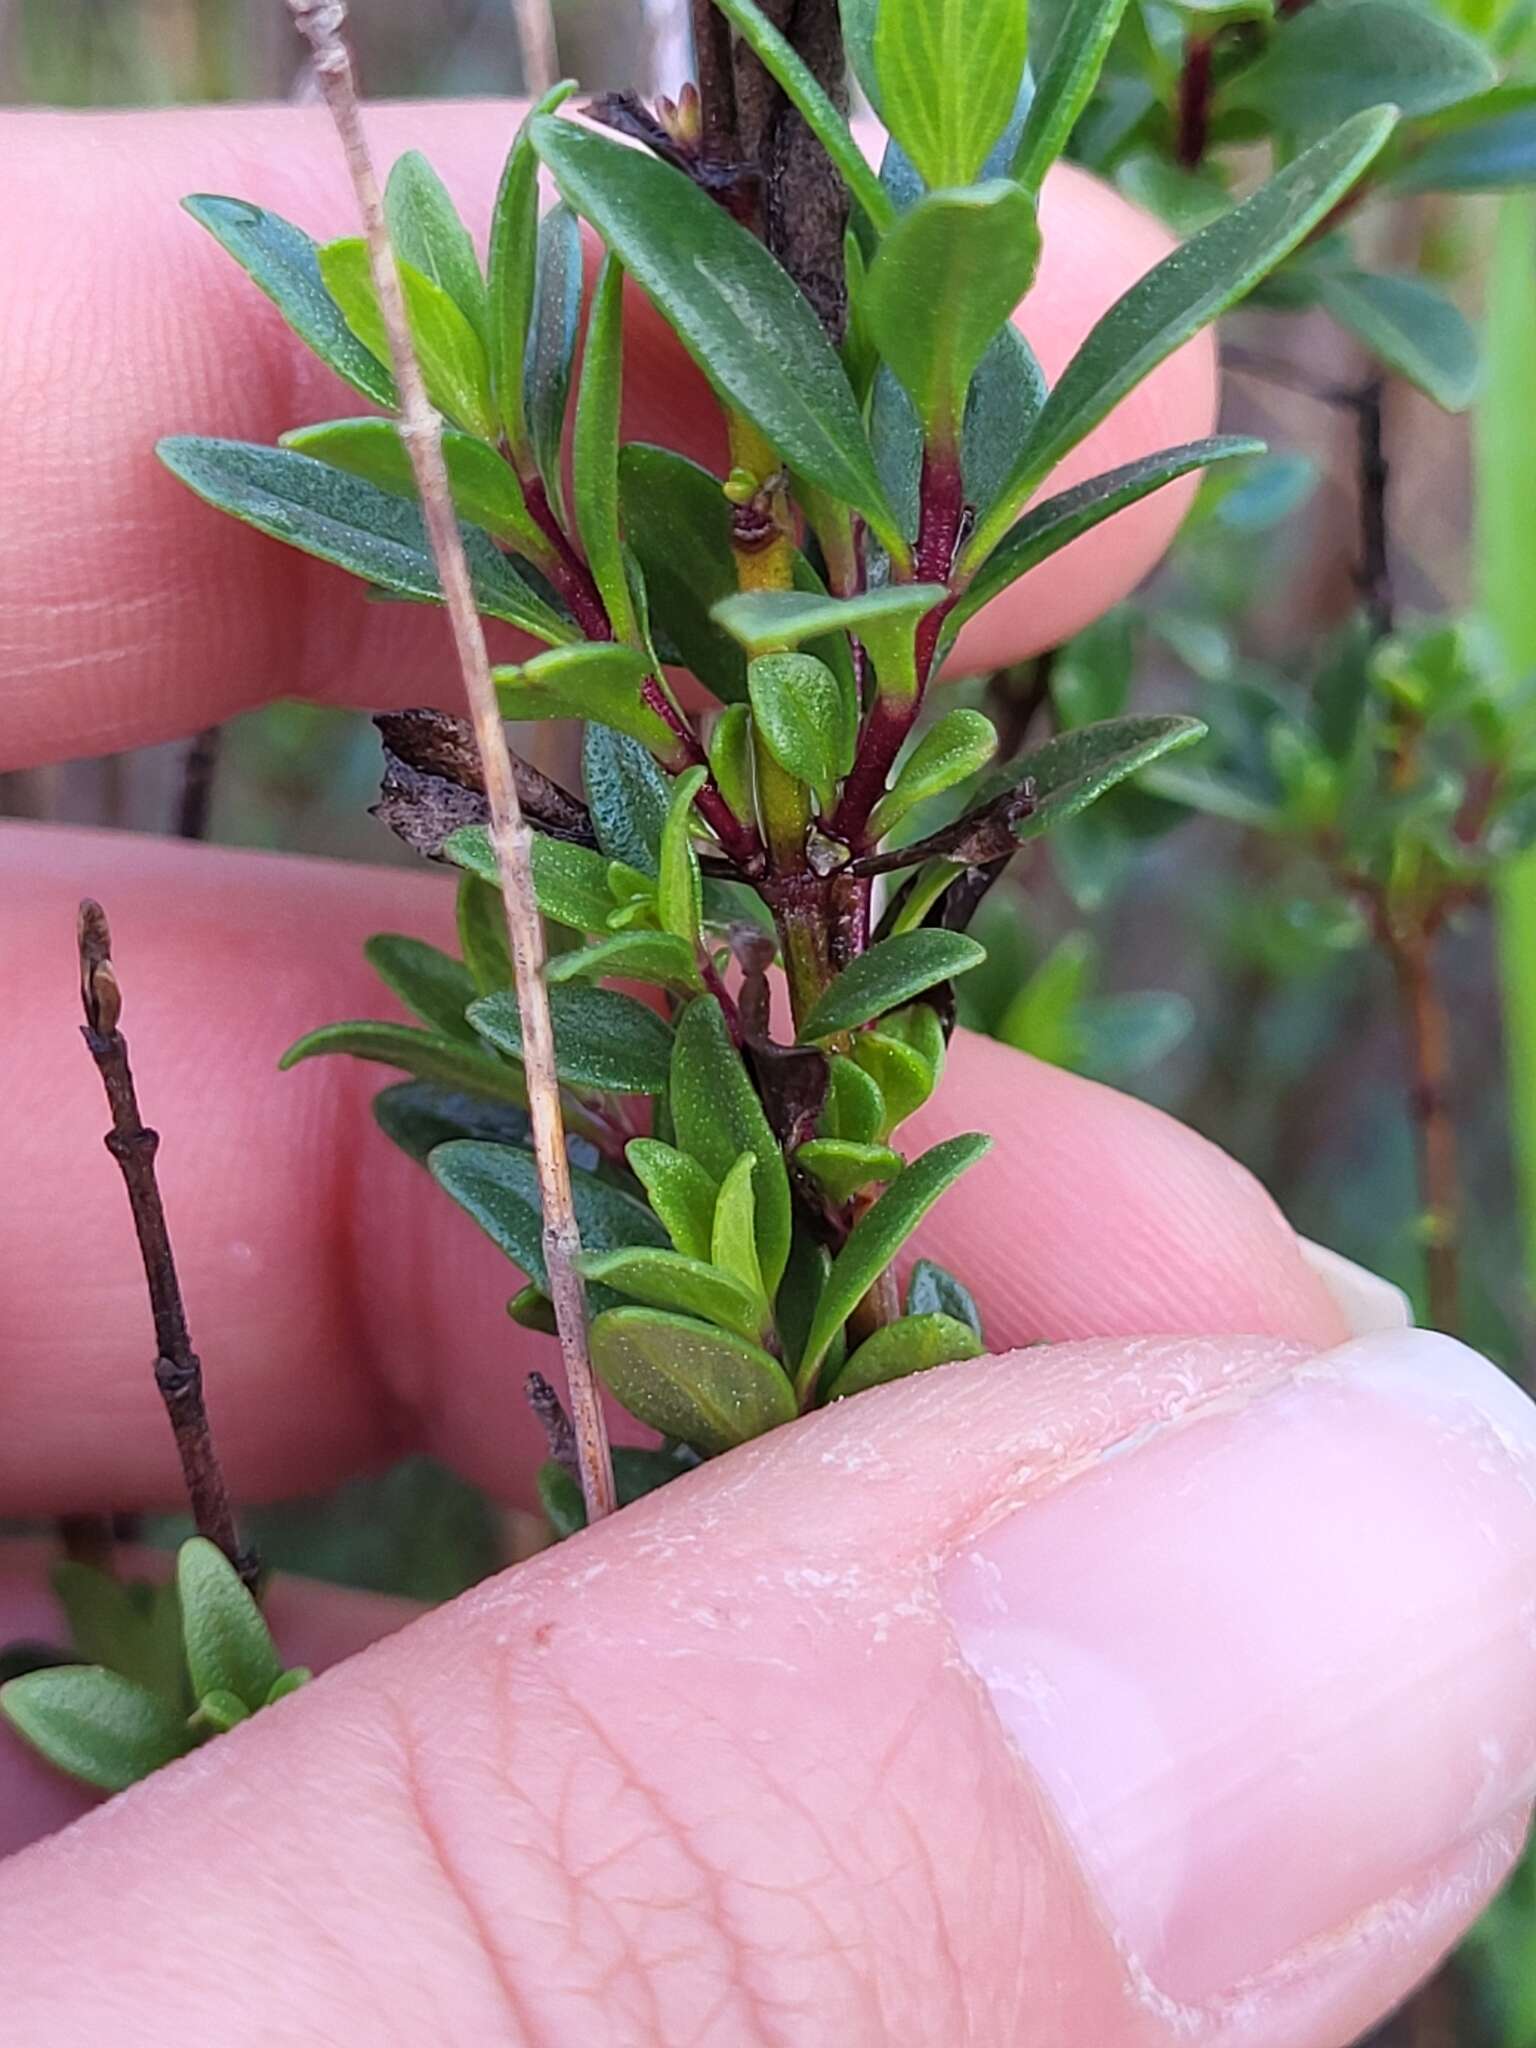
xmin=940 ymin=1329 xmax=1536 ymax=2004
xmin=1299 ymin=1236 xmax=1413 ymax=1335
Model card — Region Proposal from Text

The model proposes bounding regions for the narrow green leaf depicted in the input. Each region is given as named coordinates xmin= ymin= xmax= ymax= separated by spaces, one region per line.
xmin=827 ymin=1311 xmax=983 ymax=1399
xmin=865 ymin=183 xmax=1040 ymax=437
xmin=371 ymin=1081 xmax=531 ymax=1166
xmin=711 ymin=1153 xmax=766 ymax=1303
xmin=715 ymin=582 xmax=945 ymax=699
xmin=524 ymin=201 xmax=584 ymax=522
xmin=906 ymin=1256 xmax=983 ymax=1337
xmin=963 ymin=325 xmax=1048 ymax=523
xmin=748 ymin=652 xmax=854 ymax=811
xmin=52 ymin=1566 xmax=183 ymax=1703
xmin=619 ymin=446 xmax=749 ymax=703
xmin=449 ymin=826 xmax=621 ymax=933
xmin=571 ymin=254 xmax=638 ymax=641
xmin=658 ymin=766 xmax=707 ymax=946
xmin=456 ymin=871 xmax=514 ymax=996
xmin=964 ymin=109 xmax=1398 ymax=570
xmin=469 ymin=984 xmax=674 ymax=1094
xmin=281 ymin=418 xmax=544 ymax=554
xmin=820 ymin=1055 xmax=887 ymax=1144
xmin=708 ymin=704 xmax=757 ymax=822
xmin=495 ymin=643 xmax=676 ymax=754
xmin=364 ymin=934 xmax=478 ymax=1042
xmin=546 ymin=930 xmax=703 ymax=994
xmin=870 ymin=709 xmax=999 ymax=839
xmin=176 ymin=1538 xmax=282 ymax=1713
xmin=430 ymin=1139 xmax=667 ymax=1290
xmin=577 ymin=1246 xmax=769 ymax=1343
xmin=1391 ymin=103 xmax=1536 ymax=195
xmin=156 ymin=439 xmax=573 ymax=643
xmin=1076 ymin=990 xmax=1194 ymax=1083
xmin=1313 ymin=271 xmax=1480 ymax=413
xmin=851 ymin=1030 xmax=940 ymax=1134
xmin=671 ymin=998 xmax=793 ymax=1292
xmin=488 ymin=84 xmax=577 ymax=451
xmin=796 ymin=1133 xmax=992 ymax=1392
xmin=1011 ymin=0 xmax=1131 ymax=197
xmin=1228 ymin=0 xmax=1494 ymax=136
xmin=990 ymin=715 xmax=1208 ymax=839
xmin=873 ymin=0 xmax=1031 ymax=188
xmin=589 ymin=1307 xmax=796 ymax=1453
xmin=799 ymin=931 xmax=986 ymax=1042
xmin=181 ymin=194 xmax=395 ymax=409
xmin=0 ymin=1667 xmax=192 ymax=1792
xmin=625 ymin=1138 xmax=720 ymax=1262
xmin=531 ymin=116 xmax=904 ymax=557
xmin=280 ymin=1019 xmax=526 ymax=1103
xmin=385 ymin=150 xmax=488 ymax=343
xmin=318 ymin=237 xmax=498 ymax=442
xmin=796 ymin=1139 xmax=905 ymax=1204
xmin=584 ymin=725 xmax=671 ymax=874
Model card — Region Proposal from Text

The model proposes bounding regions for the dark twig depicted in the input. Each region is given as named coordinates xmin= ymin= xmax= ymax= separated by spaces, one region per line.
xmin=76 ymin=901 xmax=254 ymax=1588
xmin=175 ymin=726 xmax=222 ymax=841
xmin=526 ymin=1371 xmax=579 ymax=1480
xmin=691 ymin=0 xmax=740 ymax=168
xmin=1354 ymin=377 xmax=1394 ymax=639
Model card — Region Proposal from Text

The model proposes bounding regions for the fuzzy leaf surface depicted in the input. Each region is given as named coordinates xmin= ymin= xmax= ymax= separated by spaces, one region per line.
xmin=625 ymin=1139 xmax=720 ymax=1262
xmin=281 ymin=419 xmax=542 ymax=552
xmin=828 ymin=1311 xmax=983 ymax=1398
xmin=430 ymin=1139 xmax=666 ymax=1291
xmin=176 ymin=1539 xmax=282 ymax=1713
xmin=469 ymin=985 xmax=674 ymax=1094
xmin=671 ymin=998 xmax=793 ymax=1292
xmin=576 ymin=1247 xmax=769 ymax=1344
xmin=384 ymin=150 xmax=488 ymax=342
xmin=318 ymin=237 xmax=497 ymax=442
xmin=799 ymin=931 xmax=986 ymax=1042
xmin=589 ymin=1308 xmax=795 ymax=1453
xmin=364 ymin=934 xmax=479 ymax=1042
xmin=992 ymin=715 xmax=1207 ymax=840
xmin=494 ymin=643 xmax=674 ymax=752
xmin=280 ymin=1020 xmax=526 ymax=1102
xmin=0 ymin=1667 xmax=191 ymax=1792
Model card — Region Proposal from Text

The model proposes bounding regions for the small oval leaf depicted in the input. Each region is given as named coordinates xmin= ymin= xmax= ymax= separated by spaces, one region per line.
xmin=826 ymin=1311 xmax=983 ymax=1400
xmin=589 ymin=1307 xmax=796 ymax=1454
xmin=469 ymin=984 xmax=674 ymax=1095
xmin=0 ymin=1666 xmax=192 ymax=1792
xmin=177 ymin=1538 xmax=282 ymax=1713
xmin=798 ymin=931 xmax=986 ymax=1042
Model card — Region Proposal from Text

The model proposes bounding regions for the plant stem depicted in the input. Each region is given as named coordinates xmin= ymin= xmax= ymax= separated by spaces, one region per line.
xmin=76 ymin=901 xmax=255 ymax=1588
xmin=1385 ymin=923 xmax=1461 ymax=1330
xmin=176 ymin=726 xmax=221 ymax=841
xmin=287 ymin=0 xmax=616 ymax=1523
xmin=1354 ymin=378 xmax=1393 ymax=639
xmin=691 ymin=0 xmax=739 ymax=168
xmin=1176 ymin=36 xmax=1213 ymax=169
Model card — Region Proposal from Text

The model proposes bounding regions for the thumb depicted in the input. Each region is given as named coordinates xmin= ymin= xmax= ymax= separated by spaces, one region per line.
xmin=5 ymin=1328 xmax=1535 ymax=2048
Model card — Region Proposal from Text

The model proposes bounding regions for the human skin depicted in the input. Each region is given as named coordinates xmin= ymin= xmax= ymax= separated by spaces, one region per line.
xmin=1 ymin=102 xmax=1534 ymax=2048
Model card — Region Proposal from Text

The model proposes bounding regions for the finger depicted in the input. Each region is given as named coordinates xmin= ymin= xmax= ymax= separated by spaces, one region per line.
xmin=0 ymin=825 xmax=1342 ymax=1517
xmin=3 ymin=1327 xmax=1533 ymax=2047
xmin=1 ymin=103 xmax=1215 ymax=770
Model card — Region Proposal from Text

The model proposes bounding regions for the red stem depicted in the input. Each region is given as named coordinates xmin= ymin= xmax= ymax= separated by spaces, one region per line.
xmin=1176 ymin=38 xmax=1213 ymax=169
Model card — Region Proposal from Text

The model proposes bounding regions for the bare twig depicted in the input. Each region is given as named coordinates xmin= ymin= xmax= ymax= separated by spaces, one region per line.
xmin=287 ymin=0 xmax=616 ymax=1523
xmin=1354 ymin=377 xmax=1394 ymax=639
xmin=176 ymin=725 xmax=222 ymax=841
xmin=77 ymin=901 xmax=254 ymax=1586
xmin=510 ymin=0 xmax=559 ymax=97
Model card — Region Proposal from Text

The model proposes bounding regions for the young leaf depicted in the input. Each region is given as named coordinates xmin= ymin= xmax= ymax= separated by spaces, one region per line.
xmin=52 ymin=1566 xmax=183 ymax=1703
xmin=1229 ymin=0 xmax=1494 ymax=136
xmin=851 ymin=1030 xmax=941 ymax=1135
xmin=0 ymin=1667 xmax=192 ymax=1792
xmin=708 ymin=704 xmax=757 ymax=822
xmin=318 ymin=237 xmax=498 ymax=443
xmin=963 ymin=325 xmax=1048 ymax=523
xmin=531 ymin=116 xmax=905 ymax=559
xmin=990 ymin=715 xmax=1207 ymax=840
xmin=488 ymin=83 xmax=576 ymax=450
xmin=796 ymin=1138 xmax=905 ymax=1204
xmin=524 ymin=201 xmax=584 ymax=521
xmin=1390 ymin=103 xmax=1536 ymax=195
xmin=430 ymin=1139 xmax=667 ymax=1290
xmin=748 ymin=652 xmax=855 ymax=811
xmin=625 ymin=1138 xmax=720 ymax=1262
xmin=906 ymin=1256 xmax=983 ymax=1337
xmin=865 ymin=183 xmax=1041 ymax=439
xmin=796 ymin=1132 xmax=993 ymax=1392
xmin=572 ymin=254 xmax=639 ymax=641
xmin=1313 ymin=271 xmax=1480 ymax=413
xmin=711 ymin=1153 xmax=766 ymax=1304
xmin=384 ymin=150 xmax=488 ymax=343
xmin=671 ymin=998 xmax=793 ymax=1292
xmin=457 ymin=872 xmax=514 ymax=995
xmin=1010 ymin=0 xmax=1130 ymax=198
xmin=494 ymin=643 xmax=675 ymax=754
xmin=364 ymin=934 xmax=479 ymax=1042
xmin=176 ymin=1538 xmax=282 ymax=1714
xmin=372 ymin=1080 xmax=532 ymax=1166
xmin=619 ymin=446 xmax=750 ymax=703
xmin=468 ymin=984 xmax=674 ymax=1094
xmin=156 ymin=439 xmax=573 ymax=643
xmin=451 ymin=827 xmax=617 ymax=933
xmin=963 ymin=109 xmax=1398 ymax=570
xmin=658 ymin=766 xmax=707 ymax=946
xmin=280 ymin=1020 xmax=527 ymax=1103
xmin=584 ymin=725 xmax=671 ymax=875
xmin=873 ymin=0 xmax=1031 ymax=189
xmin=715 ymin=583 xmax=946 ymax=699
xmin=576 ymin=1247 xmax=769 ymax=1344
xmin=546 ymin=930 xmax=703 ymax=995
xmin=798 ymin=931 xmax=986 ymax=1042
xmin=181 ymin=195 xmax=396 ymax=409
xmin=589 ymin=1307 xmax=796 ymax=1453
xmin=821 ymin=1055 xmax=887 ymax=1144
xmin=826 ymin=1311 xmax=983 ymax=1400
xmin=281 ymin=418 xmax=545 ymax=555
xmin=538 ymin=1459 xmax=586 ymax=1540
xmin=870 ymin=709 xmax=999 ymax=839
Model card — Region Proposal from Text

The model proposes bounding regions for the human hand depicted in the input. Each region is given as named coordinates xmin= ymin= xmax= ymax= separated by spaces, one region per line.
xmin=2 ymin=102 xmax=1533 ymax=2048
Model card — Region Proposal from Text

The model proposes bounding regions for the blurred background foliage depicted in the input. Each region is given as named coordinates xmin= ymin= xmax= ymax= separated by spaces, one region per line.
xmin=6 ymin=5 xmax=1536 ymax=2039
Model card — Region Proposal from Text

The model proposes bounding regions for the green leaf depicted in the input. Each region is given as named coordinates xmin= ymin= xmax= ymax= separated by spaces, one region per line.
xmin=625 ymin=1138 xmax=720 ymax=1262
xmin=281 ymin=418 xmax=544 ymax=554
xmin=748 ymin=652 xmax=855 ymax=811
xmin=619 ymin=446 xmax=749 ymax=704
xmin=873 ymin=0 xmax=1031 ymax=189
xmin=572 ymin=254 xmax=639 ymax=641
xmin=280 ymin=1019 xmax=526 ymax=1102
xmin=385 ymin=150 xmax=488 ymax=343
xmin=708 ymin=703 xmax=757 ymax=822
xmin=991 ymin=715 xmax=1207 ymax=840
xmin=430 ymin=1139 xmax=667 ymax=1290
xmin=547 ymin=930 xmax=703 ymax=994
xmin=1313 ymin=271 xmax=1480 ymax=413
xmin=488 ymin=84 xmax=577 ymax=451
xmin=840 ymin=0 xmax=881 ymax=110
xmin=962 ymin=325 xmax=1048 ymax=523
xmin=851 ymin=1030 xmax=940 ymax=1135
xmin=531 ymin=116 xmax=905 ymax=559
xmin=963 ymin=109 xmax=1398 ymax=569
xmin=589 ymin=1308 xmax=796 ymax=1453
xmin=1391 ymin=104 xmax=1536 ymax=195
xmin=494 ymin=642 xmax=675 ymax=753
xmin=371 ymin=1080 xmax=531 ymax=1165
xmin=798 ymin=931 xmax=986 ymax=1041
xmin=1076 ymin=990 xmax=1195 ymax=1083
xmin=449 ymin=827 xmax=617 ymax=933
xmin=181 ymin=194 xmax=395 ymax=409
xmin=796 ymin=1133 xmax=992 ymax=1393
xmin=194 ymin=1688 xmax=251 ymax=1733
xmin=176 ymin=1538 xmax=282 ymax=1713
xmin=468 ymin=984 xmax=674 ymax=1094
xmin=318 ymin=237 xmax=498 ymax=442
xmin=1229 ymin=1 xmax=1494 ymax=137
xmin=658 ymin=766 xmax=707 ymax=946
xmin=0 ymin=1667 xmax=192 ymax=1792
xmin=456 ymin=872 xmax=513 ymax=995
xmin=1011 ymin=0 xmax=1131 ymax=197
xmin=524 ymin=201 xmax=584 ymax=522
xmin=715 ymin=583 xmax=946 ymax=698
xmin=906 ymin=1256 xmax=983 ymax=1337
xmin=796 ymin=1139 xmax=905 ymax=1204
xmin=584 ymin=725 xmax=671 ymax=875
xmin=870 ymin=709 xmax=999 ymax=839
xmin=364 ymin=934 xmax=479 ymax=1042
xmin=865 ymin=182 xmax=1041 ymax=438
xmin=156 ymin=439 xmax=573 ymax=644
xmin=51 ymin=1566 xmax=183 ymax=1702
xmin=828 ymin=1311 xmax=983 ymax=1399
xmin=671 ymin=998 xmax=793 ymax=1292
xmin=538 ymin=1459 xmax=586 ymax=1538
xmin=576 ymin=1246 xmax=769 ymax=1344
xmin=711 ymin=1153 xmax=767 ymax=1303
xmin=995 ymin=929 xmax=1094 ymax=1063
xmin=820 ymin=1055 xmax=887 ymax=1144
xmin=509 ymin=1283 xmax=559 ymax=1333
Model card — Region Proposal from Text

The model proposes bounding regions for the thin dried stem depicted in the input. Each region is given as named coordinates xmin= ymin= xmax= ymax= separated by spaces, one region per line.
xmin=77 ymin=901 xmax=255 ymax=1587
xmin=287 ymin=0 xmax=616 ymax=1522
xmin=510 ymin=0 xmax=560 ymax=97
